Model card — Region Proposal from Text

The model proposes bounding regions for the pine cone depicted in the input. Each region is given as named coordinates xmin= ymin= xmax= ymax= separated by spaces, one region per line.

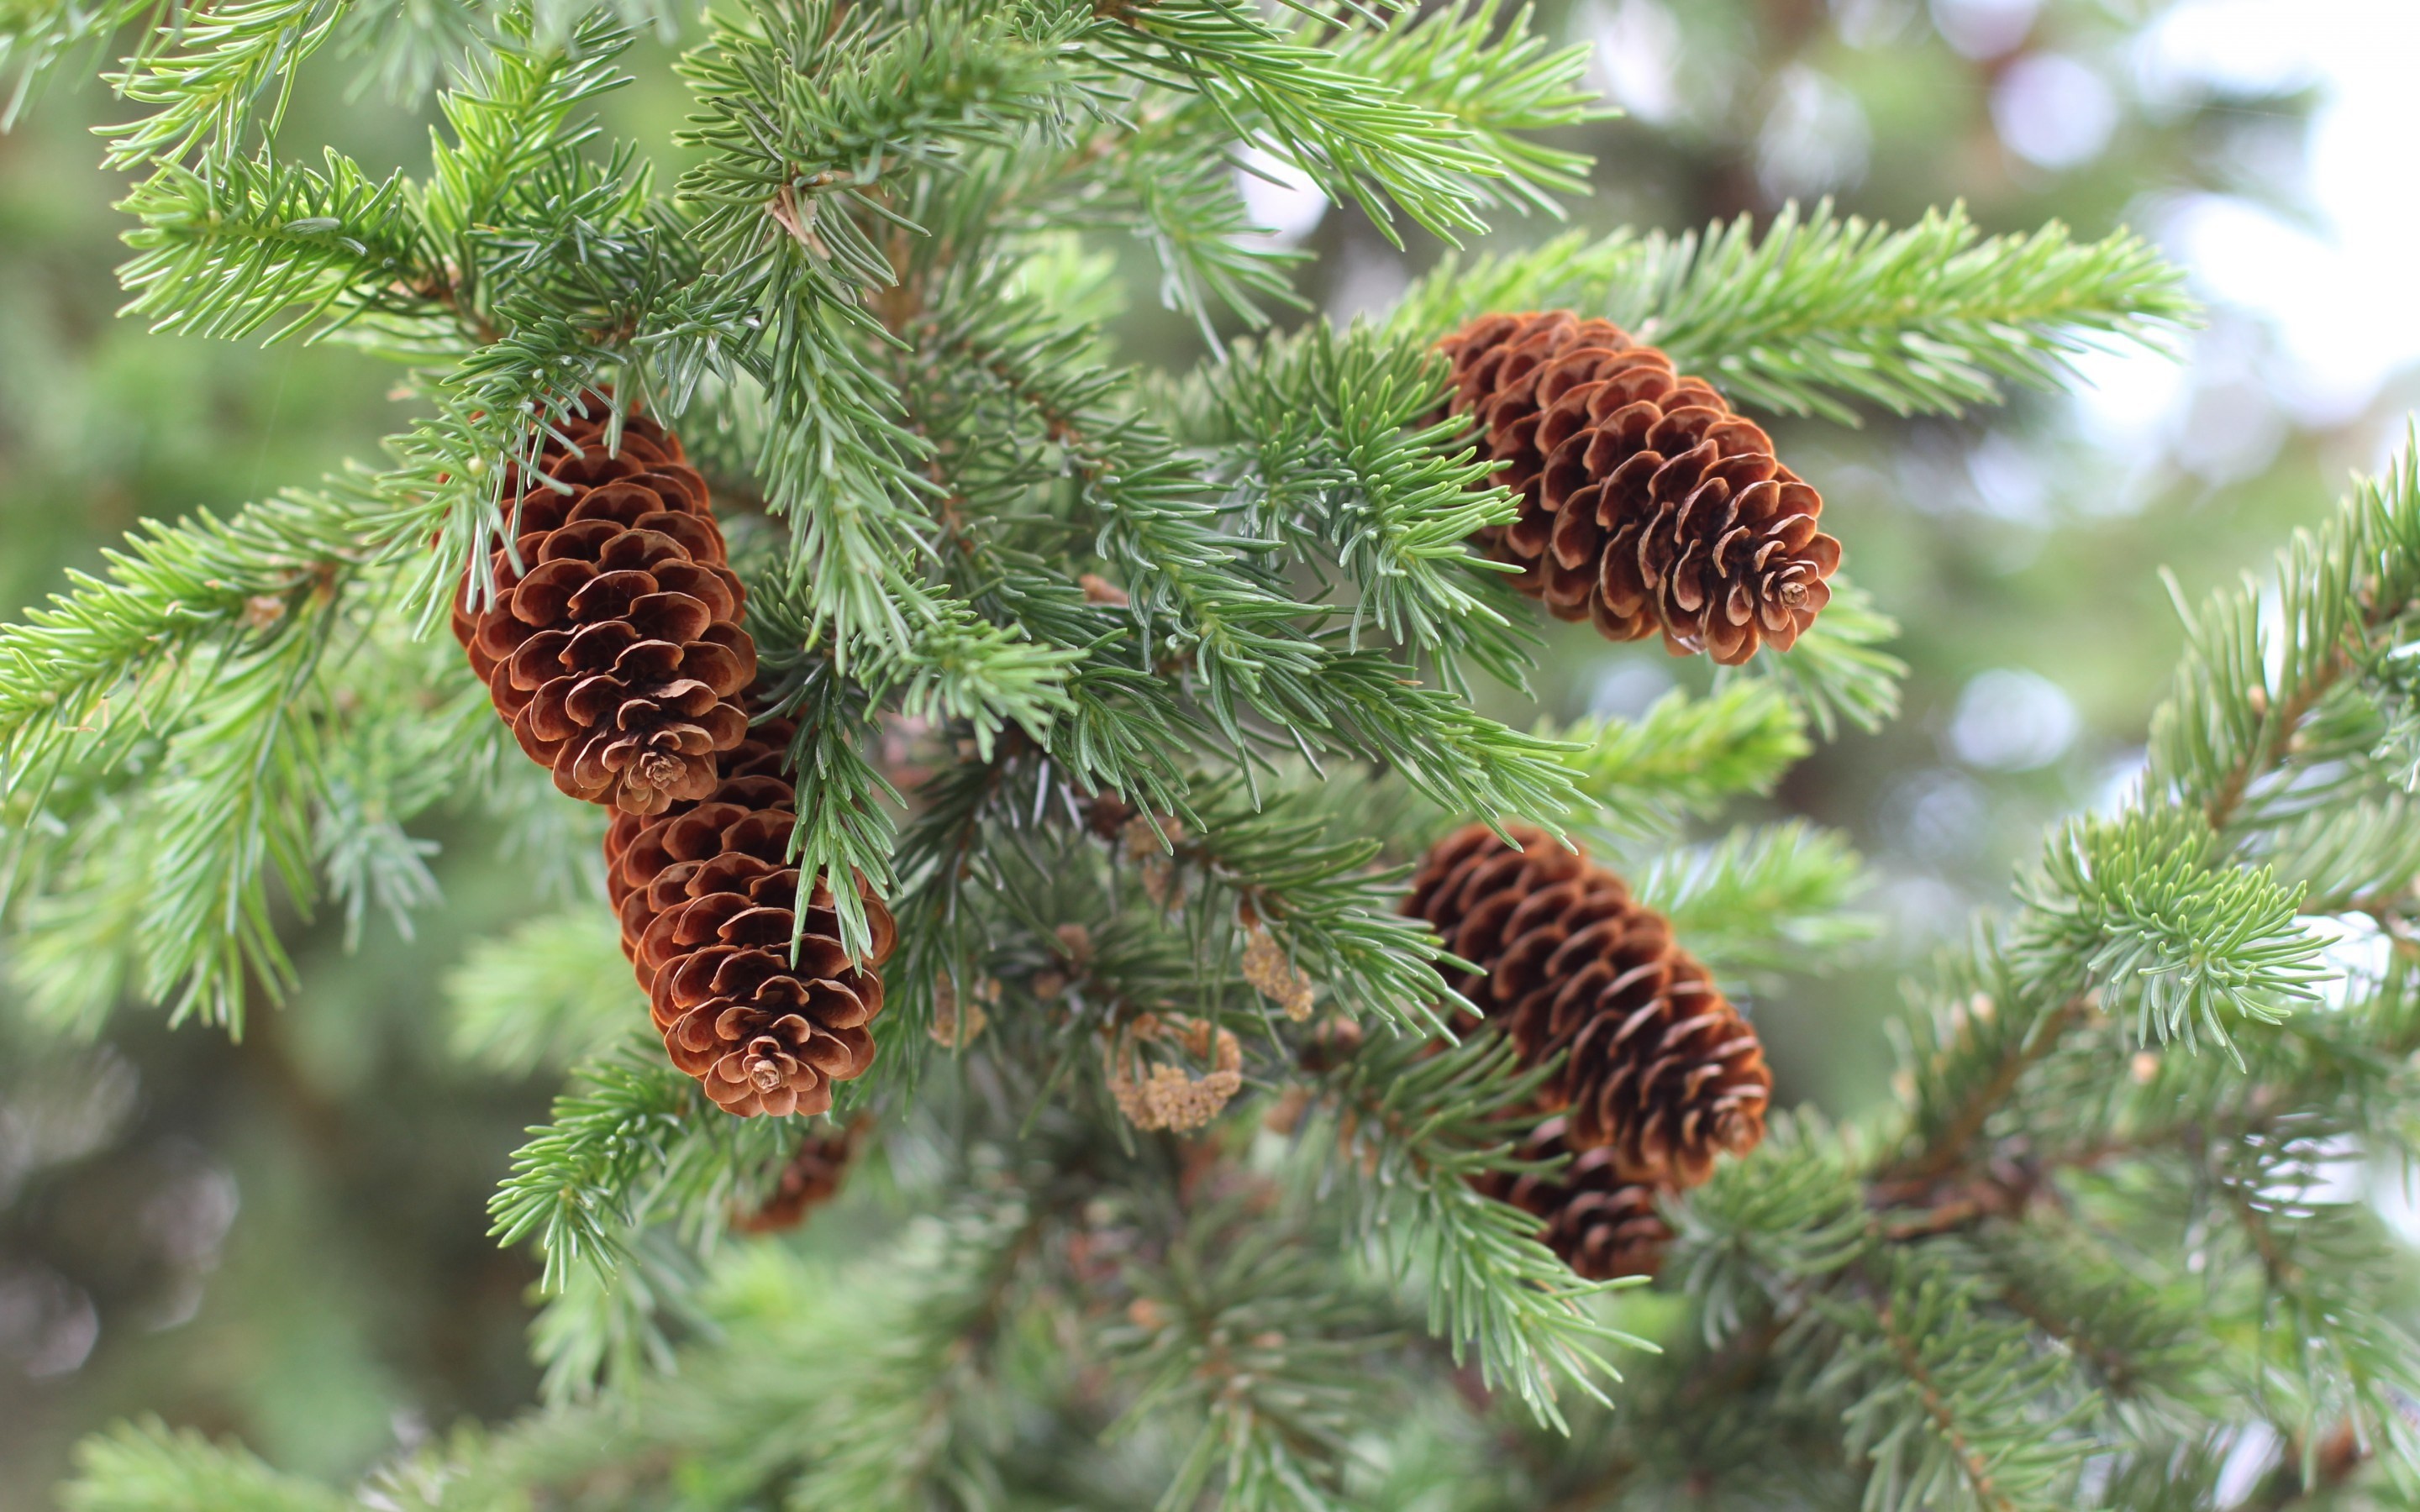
xmin=737 ymin=1119 xmax=868 ymax=1233
xmin=1437 ymin=312 xmax=1839 ymax=665
xmin=1403 ymin=822 xmax=1770 ymax=1184
xmin=605 ymin=707 xmax=897 ymax=1119
xmin=1474 ymin=1115 xmax=1673 ymax=1281
xmin=451 ymin=405 xmax=756 ymax=816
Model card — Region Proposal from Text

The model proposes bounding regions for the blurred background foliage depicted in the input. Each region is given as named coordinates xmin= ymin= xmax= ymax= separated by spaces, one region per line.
xmin=1 ymin=0 xmax=2409 ymax=1502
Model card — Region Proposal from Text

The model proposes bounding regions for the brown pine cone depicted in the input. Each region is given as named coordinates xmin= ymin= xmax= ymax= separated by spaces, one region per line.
xmin=1437 ymin=312 xmax=1839 ymax=665
xmin=450 ymin=404 xmax=755 ymax=816
xmin=604 ymin=707 xmax=897 ymax=1119
xmin=736 ymin=1118 xmax=870 ymax=1233
xmin=1403 ymin=822 xmax=1770 ymax=1185
xmin=1475 ymin=1115 xmax=1674 ymax=1281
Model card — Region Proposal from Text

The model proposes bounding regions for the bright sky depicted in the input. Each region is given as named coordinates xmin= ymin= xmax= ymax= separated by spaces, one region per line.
xmin=2080 ymin=0 xmax=2420 ymax=449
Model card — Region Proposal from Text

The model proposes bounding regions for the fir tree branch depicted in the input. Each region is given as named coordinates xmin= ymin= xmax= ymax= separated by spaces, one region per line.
xmin=487 ymin=1037 xmax=792 ymax=1302
xmin=1334 ymin=0 xmax=1600 ymax=218
xmin=98 ymin=0 xmax=345 ymax=168
xmin=1165 ymin=779 xmax=1465 ymax=1037
xmin=2016 ymin=807 xmax=2328 ymax=1060
xmin=1303 ymin=1030 xmax=1647 ymax=1430
xmin=1555 ymin=681 xmax=1808 ymax=834
xmin=445 ymin=908 xmax=640 ymax=1076
xmin=1201 ymin=319 xmax=1531 ymax=687
xmin=63 ymin=1419 xmax=351 ymax=1512
xmin=0 ymin=0 xmax=157 ymax=127
xmin=115 ymin=146 xmax=442 ymax=344
xmin=673 ymin=0 xmax=1099 ymax=650
xmin=945 ymin=290 xmax=1585 ymax=823
xmin=1393 ymin=202 xmax=2191 ymax=424
xmin=1091 ymin=0 xmax=1503 ymax=247
xmin=786 ymin=1195 xmax=1047 ymax=1509
xmin=1105 ymin=1202 xmax=1400 ymax=1512
xmin=1635 ymin=821 xmax=1874 ymax=979
xmin=1823 ymin=1255 xmax=2096 ymax=1512
xmin=0 ymin=488 xmax=375 ymax=810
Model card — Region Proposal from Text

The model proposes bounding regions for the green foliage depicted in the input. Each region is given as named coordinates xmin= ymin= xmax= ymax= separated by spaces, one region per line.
xmin=116 ymin=147 xmax=431 ymax=344
xmin=64 ymin=1420 xmax=352 ymax=1512
xmin=446 ymin=908 xmax=639 ymax=1076
xmin=1820 ymin=1253 xmax=2097 ymax=1512
xmin=99 ymin=0 xmax=345 ymax=169
xmin=1397 ymin=201 xmax=2195 ymax=423
xmin=1303 ymin=1031 xmax=1648 ymax=1429
xmin=1558 ymin=680 xmax=1809 ymax=832
xmin=21 ymin=0 xmax=2420 ymax=1506
xmin=1638 ymin=820 xmax=1873 ymax=978
xmin=2019 ymin=806 xmax=2328 ymax=1058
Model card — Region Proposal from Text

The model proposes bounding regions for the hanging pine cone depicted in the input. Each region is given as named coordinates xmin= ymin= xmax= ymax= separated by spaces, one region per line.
xmin=1437 ymin=312 xmax=1840 ymax=665
xmin=737 ymin=1118 xmax=869 ymax=1233
xmin=605 ymin=705 xmax=897 ymax=1119
xmin=450 ymin=403 xmax=756 ymax=816
xmin=1474 ymin=1115 xmax=1674 ymax=1281
xmin=1402 ymin=822 xmax=1770 ymax=1185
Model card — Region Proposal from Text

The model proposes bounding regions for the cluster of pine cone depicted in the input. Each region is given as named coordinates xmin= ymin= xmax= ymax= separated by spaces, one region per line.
xmin=1437 ymin=311 xmax=1840 ymax=665
xmin=1405 ymin=823 xmax=1771 ymax=1280
xmin=453 ymin=317 xmax=1799 ymax=1269
xmin=451 ymin=404 xmax=892 ymax=1120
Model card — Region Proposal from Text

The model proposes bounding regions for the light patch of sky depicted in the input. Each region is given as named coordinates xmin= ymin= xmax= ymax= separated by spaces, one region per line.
xmin=2074 ymin=2 xmax=2420 ymax=444
xmin=1233 ymin=143 xmax=1328 ymax=249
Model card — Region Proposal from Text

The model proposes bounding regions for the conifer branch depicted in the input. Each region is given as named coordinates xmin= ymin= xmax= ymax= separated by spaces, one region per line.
xmin=1200 ymin=319 xmax=1531 ymax=686
xmin=1556 ymin=682 xmax=1808 ymax=833
xmin=446 ymin=909 xmax=639 ymax=1076
xmin=1823 ymin=1257 xmax=2094 ymax=1512
xmin=98 ymin=0 xmax=344 ymax=169
xmin=1637 ymin=821 xmax=1873 ymax=978
xmin=1165 ymin=780 xmax=1464 ymax=1037
xmin=64 ymin=1418 xmax=351 ymax=1512
xmin=116 ymin=147 xmax=439 ymax=344
xmin=1092 ymin=0 xmax=1502 ymax=246
xmin=0 ymin=488 xmax=374 ymax=808
xmin=1394 ymin=202 xmax=2192 ymax=423
xmin=1305 ymin=1031 xmax=1647 ymax=1429
xmin=1106 ymin=1204 xmax=1398 ymax=1512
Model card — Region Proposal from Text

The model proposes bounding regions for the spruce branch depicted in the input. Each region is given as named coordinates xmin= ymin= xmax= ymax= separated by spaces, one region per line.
xmin=421 ymin=8 xmax=633 ymax=256
xmin=1394 ymin=202 xmax=2191 ymax=423
xmin=2152 ymin=429 xmax=2420 ymax=832
xmin=785 ymin=1195 xmax=1045 ymax=1509
xmin=1202 ymin=318 xmax=1531 ymax=687
xmin=132 ymin=601 xmax=331 ymax=1032
xmin=1105 ymin=1205 xmax=1400 ymax=1512
xmin=116 ymin=146 xmax=440 ymax=344
xmin=755 ymin=641 xmax=905 ymax=963
xmin=64 ymin=1418 xmax=352 ymax=1512
xmin=1556 ymin=681 xmax=1808 ymax=834
xmin=0 ymin=0 xmax=156 ymax=126
xmin=1166 ymin=779 xmax=1464 ymax=1037
xmin=1823 ymin=1254 xmax=2096 ymax=1512
xmin=947 ymin=287 xmax=1584 ymax=823
xmin=1335 ymin=0 xmax=1600 ymax=218
xmin=1091 ymin=0 xmax=1502 ymax=247
xmin=1304 ymin=1030 xmax=1648 ymax=1430
xmin=487 ymin=1037 xmax=792 ymax=1299
xmin=673 ymin=0 xmax=1099 ymax=650
xmin=98 ymin=0 xmax=344 ymax=168
xmin=1637 ymin=821 xmax=1874 ymax=979
xmin=2017 ymin=807 xmax=2328 ymax=1059
xmin=0 ymin=488 xmax=374 ymax=811
xmin=446 ymin=908 xmax=640 ymax=1077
